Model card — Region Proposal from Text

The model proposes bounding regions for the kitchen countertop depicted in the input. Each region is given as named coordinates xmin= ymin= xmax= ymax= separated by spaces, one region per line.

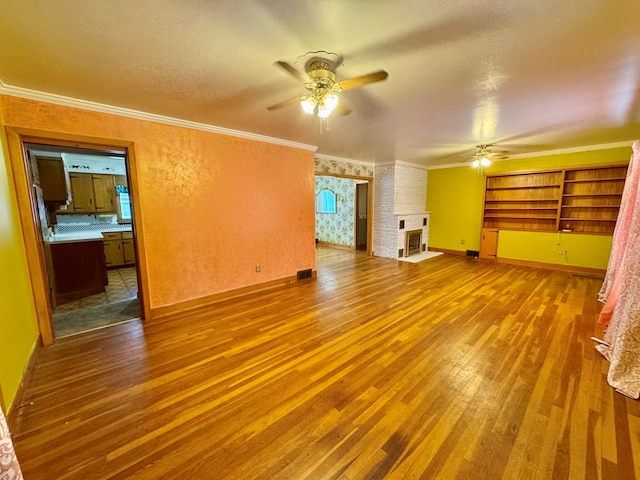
xmin=46 ymin=232 xmax=104 ymax=243
xmin=45 ymin=228 xmax=132 ymax=244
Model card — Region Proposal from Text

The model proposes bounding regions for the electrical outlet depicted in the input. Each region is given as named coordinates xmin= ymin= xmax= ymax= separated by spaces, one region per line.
xmin=461 ymin=239 xmax=465 ymax=245
xmin=561 ymin=250 xmax=567 ymax=257
xmin=255 ymin=264 xmax=261 ymax=272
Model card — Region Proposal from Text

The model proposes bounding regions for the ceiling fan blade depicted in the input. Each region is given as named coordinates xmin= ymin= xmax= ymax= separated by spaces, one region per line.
xmin=274 ymin=60 xmax=308 ymax=83
xmin=337 ymin=70 xmax=389 ymax=91
xmin=334 ymin=101 xmax=351 ymax=116
xmin=266 ymin=95 xmax=302 ymax=111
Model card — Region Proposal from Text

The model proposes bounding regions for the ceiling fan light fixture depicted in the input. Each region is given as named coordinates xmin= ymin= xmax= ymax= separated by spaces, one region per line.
xmin=471 ymin=145 xmax=494 ymax=170
xmin=301 ymin=91 xmax=339 ymax=118
xmin=301 ymin=96 xmax=317 ymax=115
xmin=317 ymin=94 xmax=339 ymax=118
xmin=269 ymin=52 xmax=388 ymax=120
xmin=324 ymin=94 xmax=339 ymax=111
xmin=471 ymin=145 xmax=496 ymax=173
xmin=317 ymin=103 xmax=332 ymax=118
xmin=471 ymin=157 xmax=491 ymax=169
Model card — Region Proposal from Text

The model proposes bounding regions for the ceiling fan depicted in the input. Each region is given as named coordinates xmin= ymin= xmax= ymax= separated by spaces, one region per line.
xmin=471 ymin=144 xmax=509 ymax=169
xmin=267 ymin=52 xmax=388 ymax=118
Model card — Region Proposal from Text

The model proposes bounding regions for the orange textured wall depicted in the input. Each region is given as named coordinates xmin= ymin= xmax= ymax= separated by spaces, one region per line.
xmin=1 ymin=95 xmax=316 ymax=309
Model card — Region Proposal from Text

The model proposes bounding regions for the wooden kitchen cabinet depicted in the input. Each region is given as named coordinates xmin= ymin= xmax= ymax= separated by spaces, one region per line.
xmin=122 ymin=232 xmax=136 ymax=265
xmin=103 ymin=232 xmax=125 ymax=267
xmin=36 ymin=156 xmax=67 ymax=203
xmin=46 ymin=239 xmax=108 ymax=306
xmin=103 ymin=231 xmax=135 ymax=267
xmin=92 ymin=174 xmax=116 ymax=211
xmin=68 ymin=173 xmax=115 ymax=213
xmin=68 ymin=173 xmax=95 ymax=212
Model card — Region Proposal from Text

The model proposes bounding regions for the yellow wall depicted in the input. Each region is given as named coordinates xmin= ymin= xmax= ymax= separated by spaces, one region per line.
xmin=427 ymin=146 xmax=632 ymax=269
xmin=426 ymin=166 xmax=485 ymax=251
xmin=497 ymin=231 xmax=613 ymax=269
xmin=0 ymin=110 xmax=40 ymax=410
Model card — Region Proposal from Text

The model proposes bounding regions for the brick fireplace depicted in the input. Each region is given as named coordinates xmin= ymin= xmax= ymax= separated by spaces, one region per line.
xmin=373 ymin=163 xmax=430 ymax=259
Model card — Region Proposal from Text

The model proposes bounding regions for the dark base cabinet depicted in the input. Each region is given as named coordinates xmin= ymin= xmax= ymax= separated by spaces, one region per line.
xmin=46 ymin=240 xmax=108 ymax=306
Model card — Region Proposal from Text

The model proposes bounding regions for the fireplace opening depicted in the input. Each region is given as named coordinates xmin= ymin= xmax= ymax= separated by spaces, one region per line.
xmin=404 ymin=229 xmax=422 ymax=257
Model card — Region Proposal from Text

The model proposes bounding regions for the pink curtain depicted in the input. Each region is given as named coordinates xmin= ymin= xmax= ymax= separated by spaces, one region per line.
xmin=595 ymin=140 xmax=640 ymax=398
xmin=0 ymin=408 xmax=23 ymax=480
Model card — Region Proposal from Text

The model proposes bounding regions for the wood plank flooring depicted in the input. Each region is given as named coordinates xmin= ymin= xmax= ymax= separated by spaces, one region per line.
xmin=11 ymin=247 xmax=640 ymax=479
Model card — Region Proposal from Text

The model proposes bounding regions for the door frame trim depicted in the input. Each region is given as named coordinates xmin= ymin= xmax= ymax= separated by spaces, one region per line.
xmin=5 ymin=127 xmax=150 ymax=344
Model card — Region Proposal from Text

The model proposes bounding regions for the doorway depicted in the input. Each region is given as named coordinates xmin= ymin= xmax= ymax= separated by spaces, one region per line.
xmin=314 ymin=173 xmax=373 ymax=255
xmin=25 ymin=141 xmax=142 ymax=339
xmin=355 ymin=182 xmax=368 ymax=251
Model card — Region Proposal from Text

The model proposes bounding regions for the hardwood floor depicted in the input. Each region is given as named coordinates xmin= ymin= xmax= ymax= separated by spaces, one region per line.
xmin=12 ymin=247 xmax=640 ymax=479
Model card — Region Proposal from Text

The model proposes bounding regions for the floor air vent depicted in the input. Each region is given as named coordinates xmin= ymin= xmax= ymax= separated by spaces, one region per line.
xmin=297 ymin=269 xmax=313 ymax=281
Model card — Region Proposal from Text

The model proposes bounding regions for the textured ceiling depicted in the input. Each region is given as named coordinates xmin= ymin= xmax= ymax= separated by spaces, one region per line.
xmin=1 ymin=0 xmax=639 ymax=167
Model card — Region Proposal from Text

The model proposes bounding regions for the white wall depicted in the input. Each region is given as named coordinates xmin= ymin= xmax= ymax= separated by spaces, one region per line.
xmin=373 ymin=163 xmax=430 ymax=259
xmin=394 ymin=164 xmax=428 ymax=214
xmin=373 ymin=165 xmax=397 ymax=258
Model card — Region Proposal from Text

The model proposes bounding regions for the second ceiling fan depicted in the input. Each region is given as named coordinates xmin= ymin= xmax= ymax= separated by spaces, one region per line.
xmin=471 ymin=144 xmax=509 ymax=170
xmin=267 ymin=52 xmax=388 ymax=118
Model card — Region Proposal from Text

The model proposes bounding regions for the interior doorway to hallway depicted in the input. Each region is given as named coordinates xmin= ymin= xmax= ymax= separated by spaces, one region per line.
xmin=355 ymin=182 xmax=368 ymax=251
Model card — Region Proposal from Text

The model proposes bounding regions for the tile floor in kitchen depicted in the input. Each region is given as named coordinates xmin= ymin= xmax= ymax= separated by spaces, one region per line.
xmin=55 ymin=266 xmax=139 ymax=312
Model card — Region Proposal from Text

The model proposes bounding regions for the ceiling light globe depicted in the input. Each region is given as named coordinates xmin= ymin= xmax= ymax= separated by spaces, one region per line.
xmin=317 ymin=104 xmax=331 ymax=118
xmin=480 ymin=158 xmax=491 ymax=167
xmin=301 ymin=97 xmax=316 ymax=115
xmin=324 ymin=94 xmax=339 ymax=111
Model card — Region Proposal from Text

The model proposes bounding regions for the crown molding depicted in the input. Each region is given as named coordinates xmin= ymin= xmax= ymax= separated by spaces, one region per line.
xmin=1 ymin=80 xmax=632 ymax=164
xmin=503 ymin=141 xmax=633 ymax=159
xmin=425 ymin=140 xmax=635 ymax=170
xmin=0 ymin=80 xmax=317 ymax=152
